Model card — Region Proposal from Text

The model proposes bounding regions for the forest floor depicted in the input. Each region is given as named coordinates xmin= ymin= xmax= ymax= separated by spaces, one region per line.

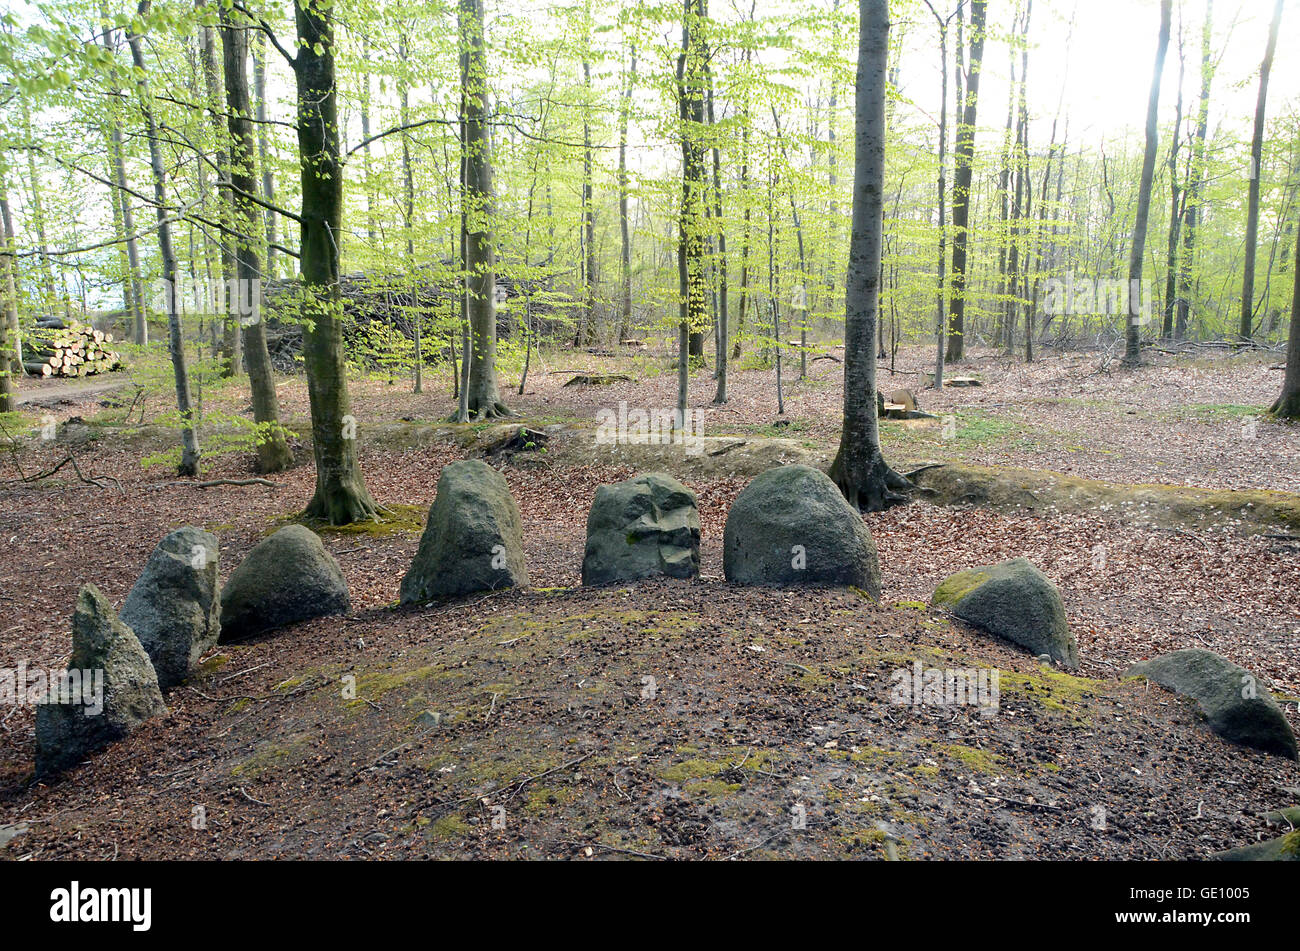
xmin=1 ymin=342 xmax=1298 ymax=859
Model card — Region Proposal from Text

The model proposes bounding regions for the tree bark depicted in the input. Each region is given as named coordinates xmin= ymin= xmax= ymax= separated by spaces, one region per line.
xmin=1239 ymin=0 xmax=1284 ymax=341
xmin=676 ymin=0 xmax=709 ymax=419
xmin=128 ymin=0 xmax=200 ymax=476
xmin=946 ymin=0 xmax=986 ymax=363
xmin=617 ymin=44 xmax=637 ymax=343
xmin=1177 ymin=0 xmax=1213 ymax=341
xmin=1124 ymin=0 xmax=1171 ymax=366
xmin=294 ymin=0 xmax=379 ymax=521
xmin=459 ymin=0 xmax=509 ymax=418
xmin=219 ymin=4 xmax=292 ymax=473
xmin=830 ymin=0 xmax=908 ymax=513
xmin=1270 ymin=218 xmax=1300 ymax=417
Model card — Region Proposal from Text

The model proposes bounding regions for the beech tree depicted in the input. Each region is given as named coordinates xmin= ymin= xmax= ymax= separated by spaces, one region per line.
xmin=829 ymin=0 xmax=909 ymax=513
xmin=1123 ymin=0 xmax=1171 ymax=367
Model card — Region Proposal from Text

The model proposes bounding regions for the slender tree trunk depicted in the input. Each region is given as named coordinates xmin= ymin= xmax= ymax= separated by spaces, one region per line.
xmin=1240 ymin=0 xmax=1284 ymax=341
xmin=219 ymin=5 xmax=291 ymax=473
xmin=0 ymin=190 xmax=21 ymax=376
xmin=294 ymin=0 xmax=379 ymax=521
xmin=617 ymin=44 xmax=637 ymax=343
xmin=1124 ymin=0 xmax=1172 ymax=366
xmin=128 ymin=0 xmax=200 ymax=476
xmin=199 ymin=0 xmax=241 ymax=376
xmin=946 ymin=0 xmax=985 ymax=363
xmin=398 ymin=34 xmax=421 ymax=395
xmin=830 ymin=0 xmax=908 ymax=513
xmin=1270 ymin=223 xmax=1300 ymax=417
xmin=460 ymin=0 xmax=508 ymax=418
xmin=676 ymin=0 xmax=709 ymax=420
xmin=709 ymin=73 xmax=728 ymax=404
xmin=1177 ymin=0 xmax=1213 ymax=341
xmin=252 ymin=33 xmax=278 ymax=278
xmin=1162 ymin=26 xmax=1185 ymax=339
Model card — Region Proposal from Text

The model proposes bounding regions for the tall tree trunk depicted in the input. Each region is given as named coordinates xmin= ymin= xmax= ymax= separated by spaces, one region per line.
xmin=1177 ymin=0 xmax=1213 ymax=342
xmin=19 ymin=99 xmax=57 ymax=306
xmin=294 ymin=0 xmax=379 ymax=521
xmin=252 ymin=33 xmax=278 ymax=278
xmin=946 ymin=0 xmax=986 ymax=363
xmin=0 ymin=190 xmax=21 ymax=376
xmin=925 ymin=2 xmax=950 ymax=388
xmin=579 ymin=38 xmax=598 ymax=348
xmin=398 ymin=34 xmax=420 ymax=394
xmin=1124 ymin=0 xmax=1172 ymax=366
xmin=617 ymin=44 xmax=637 ymax=343
xmin=199 ymin=0 xmax=241 ymax=376
xmin=98 ymin=8 xmax=147 ymax=345
xmin=709 ymin=72 xmax=728 ymax=404
xmin=1239 ymin=0 xmax=1284 ymax=341
xmin=128 ymin=0 xmax=200 ymax=476
xmin=460 ymin=0 xmax=509 ymax=418
xmin=219 ymin=5 xmax=292 ymax=473
xmin=676 ymin=0 xmax=709 ymax=419
xmin=830 ymin=0 xmax=908 ymax=513
xmin=1270 ymin=221 xmax=1300 ymax=417
xmin=1162 ymin=23 xmax=1185 ymax=339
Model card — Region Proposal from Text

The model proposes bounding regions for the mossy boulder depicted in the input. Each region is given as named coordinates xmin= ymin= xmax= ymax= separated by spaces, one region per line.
xmin=932 ymin=557 xmax=1078 ymax=668
xmin=35 ymin=584 xmax=167 ymax=777
xmin=582 ymin=472 xmax=700 ymax=585
xmin=722 ymin=464 xmax=881 ymax=598
xmin=120 ymin=526 xmax=220 ymax=690
xmin=1126 ymin=649 xmax=1297 ymax=760
xmin=219 ymin=525 xmax=350 ymax=641
xmin=400 ymin=459 xmax=528 ymax=603
xmin=1212 ymin=830 xmax=1300 ymax=862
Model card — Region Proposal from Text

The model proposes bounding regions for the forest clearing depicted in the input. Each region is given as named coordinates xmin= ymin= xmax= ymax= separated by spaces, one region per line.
xmin=0 ymin=0 xmax=1299 ymax=915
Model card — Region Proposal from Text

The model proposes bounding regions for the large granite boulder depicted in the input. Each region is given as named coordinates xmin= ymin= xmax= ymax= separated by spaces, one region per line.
xmin=1126 ymin=648 xmax=1297 ymax=760
xmin=35 ymin=584 xmax=167 ymax=777
xmin=120 ymin=526 xmax=220 ymax=690
xmin=400 ymin=459 xmax=528 ymax=603
xmin=723 ymin=464 xmax=881 ymax=599
xmin=932 ymin=557 xmax=1078 ymax=668
xmin=582 ymin=472 xmax=700 ymax=585
xmin=219 ymin=525 xmax=350 ymax=641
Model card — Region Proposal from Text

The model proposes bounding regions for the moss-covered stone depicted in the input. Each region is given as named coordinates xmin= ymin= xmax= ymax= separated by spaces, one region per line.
xmin=933 ymin=558 xmax=1078 ymax=668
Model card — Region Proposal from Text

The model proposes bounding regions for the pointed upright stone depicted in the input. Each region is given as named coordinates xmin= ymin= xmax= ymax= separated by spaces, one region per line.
xmin=120 ymin=526 xmax=220 ymax=690
xmin=35 ymin=584 xmax=167 ymax=777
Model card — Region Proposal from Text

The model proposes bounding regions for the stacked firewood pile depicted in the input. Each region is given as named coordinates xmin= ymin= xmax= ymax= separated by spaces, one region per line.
xmin=24 ymin=318 xmax=124 ymax=378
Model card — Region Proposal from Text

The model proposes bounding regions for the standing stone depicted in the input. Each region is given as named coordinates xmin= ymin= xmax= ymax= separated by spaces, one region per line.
xmin=582 ymin=472 xmax=700 ymax=585
xmin=932 ymin=558 xmax=1079 ymax=668
xmin=35 ymin=584 xmax=167 ymax=777
xmin=120 ymin=527 xmax=220 ymax=690
xmin=723 ymin=465 xmax=882 ymax=598
xmin=400 ymin=459 xmax=528 ymax=603
xmin=1126 ymin=649 xmax=1297 ymax=759
xmin=219 ymin=525 xmax=350 ymax=641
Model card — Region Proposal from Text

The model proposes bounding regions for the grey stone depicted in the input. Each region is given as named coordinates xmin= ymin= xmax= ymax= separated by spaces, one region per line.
xmin=723 ymin=465 xmax=881 ymax=598
xmin=1211 ymin=832 xmax=1300 ymax=861
xmin=1126 ymin=648 xmax=1297 ymax=759
xmin=219 ymin=525 xmax=350 ymax=641
xmin=582 ymin=472 xmax=700 ymax=585
xmin=932 ymin=557 xmax=1078 ymax=668
xmin=400 ymin=459 xmax=528 ymax=604
xmin=35 ymin=584 xmax=167 ymax=777
xmin=119 ymin=527 xmax=220 ymax=690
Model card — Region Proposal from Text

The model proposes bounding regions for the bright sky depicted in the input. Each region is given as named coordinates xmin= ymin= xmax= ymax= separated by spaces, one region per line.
xmin=896 ymin=0 xmax=1300 ymax=154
